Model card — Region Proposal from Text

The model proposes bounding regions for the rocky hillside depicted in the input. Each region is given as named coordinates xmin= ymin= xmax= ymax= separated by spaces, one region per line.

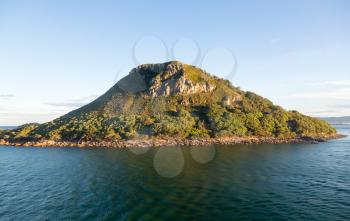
xmin=0 ymin=61 xmax=337 ymax=144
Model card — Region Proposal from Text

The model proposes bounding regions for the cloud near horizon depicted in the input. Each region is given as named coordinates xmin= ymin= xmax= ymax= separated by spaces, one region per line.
xmin=327 ymin=104 xmax=350 ymax=109
xmin=0 ymin=94 xmax=15 ymax=100
xmin=307 ymin=80 xmax=350 ymax=87
xmin=282 ymin=88 xmax=350 ymax=100
xmin=45 ymin=95 xmax=99 ymax=109
xmin=0 ymin=111 xmax=62 ymax=126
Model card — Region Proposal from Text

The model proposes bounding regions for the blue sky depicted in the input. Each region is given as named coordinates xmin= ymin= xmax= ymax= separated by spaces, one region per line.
xmin=0 ymin=0 xmax=349 ymax=125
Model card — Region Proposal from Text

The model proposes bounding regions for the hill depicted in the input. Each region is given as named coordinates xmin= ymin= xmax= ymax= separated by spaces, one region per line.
xmin=322 ymin=116 xmax=350 ymax=125
xmin=0 ymin=61 xmax=339 ymax=147
xmin=0 ymin=126 xmax=17 ymax=130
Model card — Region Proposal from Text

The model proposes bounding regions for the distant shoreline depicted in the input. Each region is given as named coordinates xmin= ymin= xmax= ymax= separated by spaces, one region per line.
xmin=0 ymin=126 xmax=17 ymax=130
xmin=0 ymin=134 xmax=346 ymax=148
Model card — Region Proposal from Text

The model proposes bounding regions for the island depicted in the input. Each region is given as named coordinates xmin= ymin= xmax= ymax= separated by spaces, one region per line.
xmin=0 ymin=61 xmax=342 ymax=148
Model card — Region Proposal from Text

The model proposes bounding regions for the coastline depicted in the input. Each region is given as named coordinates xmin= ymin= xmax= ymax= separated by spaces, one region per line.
xmin=0 ymin=134 xmax=346 ymax=148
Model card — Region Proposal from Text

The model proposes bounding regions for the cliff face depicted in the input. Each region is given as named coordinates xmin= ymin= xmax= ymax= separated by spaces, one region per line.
xmin=148 ymin=73 xmax=216 ymax=97
xmin=0 ymin=61 xmax=338 ymax=144
xmin=117 ymin=61 xmax=216 ymax=97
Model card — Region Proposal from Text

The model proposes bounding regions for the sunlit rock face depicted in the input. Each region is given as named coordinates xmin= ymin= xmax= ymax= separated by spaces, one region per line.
xmin=148 ymin=76 xmax=216 ymax=97
xmin=125 ymin=61 xmax=216 ymax=97
xmin=221 ymin=94 xmax=242 ymax=106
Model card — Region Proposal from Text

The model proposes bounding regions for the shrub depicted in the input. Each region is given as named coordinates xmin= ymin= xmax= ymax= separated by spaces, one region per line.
xmin=207 ymin=105 xmax=248 ymax=137
xmin=152 ymin=109 xmax=196 ymax=137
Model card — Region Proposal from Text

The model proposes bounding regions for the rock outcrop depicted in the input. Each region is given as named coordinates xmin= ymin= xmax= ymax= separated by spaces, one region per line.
xmin=148 ymin=75 xmax=215 ymax=97
xmin=221 ymin=95 xmax=242 ymax=106
xmin=118 ymin=61 xmax=216 ymax=97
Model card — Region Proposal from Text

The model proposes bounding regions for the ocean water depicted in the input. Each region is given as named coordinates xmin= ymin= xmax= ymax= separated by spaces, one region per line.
xmin=0 ymin=126 xmax=349 ymax=220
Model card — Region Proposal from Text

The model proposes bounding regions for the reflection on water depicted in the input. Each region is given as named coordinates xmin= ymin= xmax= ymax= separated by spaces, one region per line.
xmin=153 ymin=147 xmax=184 ymax=178
xmin=190 ymin=146 xmax=216 ymax=164
xmin=0 ymin=126 xmax=349 ymax=220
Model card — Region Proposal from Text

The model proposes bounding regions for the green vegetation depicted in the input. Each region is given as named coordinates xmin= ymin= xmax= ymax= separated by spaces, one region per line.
xmin=183 ymin=64 xmax=213 ymax=84
xmin=0 ymin=61 xmax=337 ymax=143
xmin=152 ymin=110 xmax=196 ymax=137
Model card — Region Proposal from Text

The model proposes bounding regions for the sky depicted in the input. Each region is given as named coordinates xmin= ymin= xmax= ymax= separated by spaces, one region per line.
xmin=0 ymin=0 xmax=349 ymax=126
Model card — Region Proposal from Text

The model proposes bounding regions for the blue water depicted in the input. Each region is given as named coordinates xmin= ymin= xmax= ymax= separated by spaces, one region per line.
xmin=0 ymin=126 xmax=349 ymax=220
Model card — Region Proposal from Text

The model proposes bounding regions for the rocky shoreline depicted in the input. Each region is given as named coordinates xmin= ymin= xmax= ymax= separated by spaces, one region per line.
xmin=0 ymin=134 xmax=346 ymax=148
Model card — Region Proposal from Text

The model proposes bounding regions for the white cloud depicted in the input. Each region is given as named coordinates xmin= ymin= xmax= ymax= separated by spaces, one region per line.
xmin=283 ymin=88 xmax=350 ymax=100
xmin=45 ymin=95 xmax=99 ymax=109
xmin=328 ymin=104 xmax=350 ymax=108
xmin=307 ymin=80 xmax=350 ymax=86
xmin=0 ymin=94 xmax=15 ymax=100
xmin=305 ymin=109 xmax=350 ymax=117
xmin=0 ymin=111 xmax=62 ymax=126
xmin=0 ymin=94 xmax=100 ymax=125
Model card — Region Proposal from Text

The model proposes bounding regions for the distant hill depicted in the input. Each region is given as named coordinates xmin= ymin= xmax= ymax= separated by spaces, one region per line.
xmin=322 ymin=116 xmax=350 ymax=125
xmin=0 ymin=126 xmax=17 ymax=130
xmin=0 ymin=61 xmax=337 ymax=147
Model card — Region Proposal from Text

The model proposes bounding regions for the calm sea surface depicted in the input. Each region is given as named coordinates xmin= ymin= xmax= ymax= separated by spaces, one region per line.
xmin=0 ymin=125 xmax=349 ymax=220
